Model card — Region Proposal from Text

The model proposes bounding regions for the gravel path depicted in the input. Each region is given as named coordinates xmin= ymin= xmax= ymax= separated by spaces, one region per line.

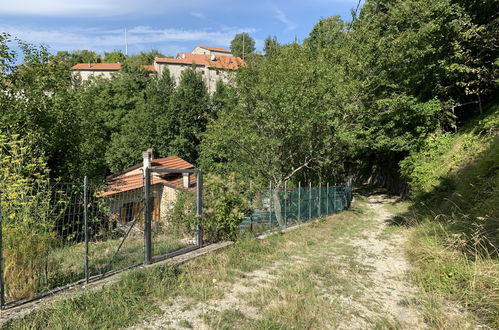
xmin=129 ymin=193 xmax=426 ymax=329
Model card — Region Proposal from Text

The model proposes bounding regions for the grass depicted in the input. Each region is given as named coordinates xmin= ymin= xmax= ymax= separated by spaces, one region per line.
xmin=4 ymin=230 xmax=187 ymax=303
xmin=5 ymin=198 xmax=370 ymax=329
xmin=406 ymin=220 xmax=498 ymax=328
xmin=399 ymin=102 xmax=499 ymax=328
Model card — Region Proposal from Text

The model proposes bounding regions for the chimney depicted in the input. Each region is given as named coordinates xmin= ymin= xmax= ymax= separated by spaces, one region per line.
xmin=147 ymin=148 xmax=154 ymax=160
xmin=182 ymin=173 xmax=189 ymax=188
xmin=142 ymin=150 xmax=151 ymax=175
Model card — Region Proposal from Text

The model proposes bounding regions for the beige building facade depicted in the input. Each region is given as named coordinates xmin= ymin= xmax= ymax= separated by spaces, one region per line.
xmin=71 ymin=46 xmax=244 ymax=93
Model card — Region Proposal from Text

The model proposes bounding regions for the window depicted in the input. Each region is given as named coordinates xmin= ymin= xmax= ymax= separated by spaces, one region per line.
xmin=122 ymin=202 xmax=134 ymax=224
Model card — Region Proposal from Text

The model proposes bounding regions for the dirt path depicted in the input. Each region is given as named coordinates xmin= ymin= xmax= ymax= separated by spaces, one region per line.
xmin=129 ymin=194 xmax=426 ymax=329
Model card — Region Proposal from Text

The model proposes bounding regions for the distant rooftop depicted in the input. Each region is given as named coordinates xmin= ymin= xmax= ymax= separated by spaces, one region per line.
xmin=71 ymin=63 xmax=156 ymax=72
xmin=197 ymin=45 xmax=232 ymax=53
xmin=155 ymin=53 xmax=245 ymax=70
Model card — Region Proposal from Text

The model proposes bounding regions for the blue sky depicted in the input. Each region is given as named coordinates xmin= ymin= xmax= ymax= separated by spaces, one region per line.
xmin=0 ymin=0 xmax=363 ymax=58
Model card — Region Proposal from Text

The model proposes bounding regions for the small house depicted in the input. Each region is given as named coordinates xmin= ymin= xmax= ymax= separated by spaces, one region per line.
xmin=101 ymin=153 xmax=196 ymax=228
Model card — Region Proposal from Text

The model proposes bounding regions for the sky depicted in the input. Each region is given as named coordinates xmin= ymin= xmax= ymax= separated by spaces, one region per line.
xmin=0 ymin=0 xmax=363 ymax=58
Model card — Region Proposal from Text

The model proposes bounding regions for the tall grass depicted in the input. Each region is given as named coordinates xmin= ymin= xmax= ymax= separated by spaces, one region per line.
xmin=401 ymin=102 xmax=499 ymax=327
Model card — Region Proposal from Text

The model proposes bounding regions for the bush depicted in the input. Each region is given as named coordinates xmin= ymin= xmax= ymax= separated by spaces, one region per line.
xmin=202 ymin=174 xmax=250 ymax=242
xmin=0 ymin=134 xmax=57 ymax=300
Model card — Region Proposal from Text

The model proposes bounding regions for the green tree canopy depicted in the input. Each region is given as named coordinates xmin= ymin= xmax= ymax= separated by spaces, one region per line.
xmin=230 ymin=33 xmax=256 ymax=58
xmin=104 ymin=50 xmax=126 ymax=63
xmin=263 ymin=35 xmax=280 ymax=56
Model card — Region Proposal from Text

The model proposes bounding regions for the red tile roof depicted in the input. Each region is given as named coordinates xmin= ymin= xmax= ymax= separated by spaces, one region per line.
xmin=155 ymin=54 xmax=245 ymax=70
xmin=143 ymin=65 xmax=157 ymax=72
xmin=102 ymin=156 xmax=196 ymax=196
xmin=71 ymin=63 xmax=121 ymax=71
xmin=197 ymin=45 xmax=232 ymax=53
xmin=71 ymin=63 xmax=157 ymax=72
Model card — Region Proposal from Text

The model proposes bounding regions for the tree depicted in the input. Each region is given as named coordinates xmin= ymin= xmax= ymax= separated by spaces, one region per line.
xmin=52 ymin=49 xmax=101 ymax=66
xmin=304 ymin=16 xmax=345 ymax=53
xmin=200 ymin=44 xmax=333 ymax=226
xmin=230 ymin=33 xmax=256 ymax=59
xmin=104 ymin=50 xmax=126 ymax=63
xmin=106 ymin=68 xmax=175 ymax=171
xmin=167 ymin=67 xmax=209 ymax=163
xmin=263 ymin=35 xmax=280 ymax=56
xmin=124 ymin=49 xmax=166 ymax=67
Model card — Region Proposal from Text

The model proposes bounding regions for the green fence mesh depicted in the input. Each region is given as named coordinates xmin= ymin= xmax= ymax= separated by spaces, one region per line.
xmin=240 ymin=182 xmax=353 ymax=232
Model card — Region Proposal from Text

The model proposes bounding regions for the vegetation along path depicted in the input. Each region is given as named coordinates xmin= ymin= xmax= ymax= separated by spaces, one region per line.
xmin=129 ymin=192 xmax=426 ymax=329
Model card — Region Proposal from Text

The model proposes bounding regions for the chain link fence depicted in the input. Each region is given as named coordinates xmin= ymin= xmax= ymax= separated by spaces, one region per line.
xmin=240 ymin=181 xmax=353 ymax=232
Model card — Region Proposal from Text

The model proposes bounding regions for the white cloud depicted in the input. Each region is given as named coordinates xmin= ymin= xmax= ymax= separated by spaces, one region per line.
xmin=0 ymin=24 xmax=255 ymax=53
xmin=273 ymin=7 xmax=297 ymax=31
xmin=0 ymin=0 xmax=217 ymax=17
xmin=190 ymin=11 xmax=206 ymax=19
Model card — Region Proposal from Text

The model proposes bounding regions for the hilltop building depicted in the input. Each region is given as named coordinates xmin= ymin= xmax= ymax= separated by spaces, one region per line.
xmin=70 ymin=45 xmax=245 ymax=93
xmin=71 ymin=63 xmax=156 ymax=81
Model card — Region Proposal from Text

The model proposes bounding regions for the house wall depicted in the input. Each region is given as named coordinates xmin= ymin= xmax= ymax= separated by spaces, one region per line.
xmin=108 ymin=185 xmax=164 ymax=229
xmin=192 ymin=46 xmax=232 ymax=56
xmin=72 ymin=70 xmax=116 ymax=82
xmin=156 ymin=62 xmax=233 ymax=94
xmin=159 ymin=185 xmax=179 ymax=221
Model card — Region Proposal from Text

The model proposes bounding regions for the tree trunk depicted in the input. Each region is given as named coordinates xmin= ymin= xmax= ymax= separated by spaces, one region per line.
xmin=272 ymin=185 xmax=285 ymax=227
xmin=478 ymin=92 xmax=483 ymax=115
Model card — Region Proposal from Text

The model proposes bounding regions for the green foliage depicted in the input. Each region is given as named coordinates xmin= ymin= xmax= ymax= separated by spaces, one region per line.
xmin=106 ymin=69 xmax=175 ymax=171
xmin=401 ymin=105 xmax=498 ymax=327
xmin=0 ymin=37 xmax=82 ymax=181
xmin=0 ymin=134 xmax=57 ymax=300
xmin=167 ymin=67 xmax=209 ymax=163
xmin=230 ymin=33 xmax=256 ymax=58
xmin=124 ymin=49 xmax=166 ymax=67
xmin=263 ymin=35 xmax=280 ymax=56
xmin=201 ymin=44 xmax=334 ymax=187
xmin=202 ymin=174 xmax=250 ymax=241
xmin=104 ymin=50 xmax=126 ymax=63
xmin=304 ymin=16 xmax=345 ymax=53
xmin=51 ymin=49 xmax=101 ymax=67
xmin=165 ymin=190 xmax=197 ymax=238
xmin=408 ymin=220 xmax=498 ymax=328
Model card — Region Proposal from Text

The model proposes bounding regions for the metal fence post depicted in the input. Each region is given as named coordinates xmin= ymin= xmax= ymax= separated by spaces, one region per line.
xmin=0 ymin=200 xmax=4 ymax=309
xmin=333 ymin=185 xmax=336 ymax=213
xmin=309 ymin=181 xmax=312 ymax=220
xmin=326 ymin=182 xmax=329 ymax=215
xmin=318 ymin=181 xmax=321 ymax=217
xmin=196 ymin=171 xmax=203 ymax=247
xmin=284 ymin=181 xmax=287 ymax=226
xmin=297 ymin=182 xmax=301 ymax=222
xmin=83 ymin=176 xmax=89 ymax=284
xmin=269 ymin=181 xmax=272 ymax=228
xmin=143 ymin=167 xmax=152 ymax=265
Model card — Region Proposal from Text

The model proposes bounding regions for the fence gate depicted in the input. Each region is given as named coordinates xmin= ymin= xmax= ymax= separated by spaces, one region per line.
xmin=143 ymin=167 xmax=203 ymax=264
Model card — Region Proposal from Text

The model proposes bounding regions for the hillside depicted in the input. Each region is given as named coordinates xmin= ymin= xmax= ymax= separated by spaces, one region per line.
xmin=400 ymin=101 xmax=499 ymax=327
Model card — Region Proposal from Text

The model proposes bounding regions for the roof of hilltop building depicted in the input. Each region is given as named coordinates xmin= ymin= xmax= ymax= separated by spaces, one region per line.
xmin=71 ymin=63 xmax=156 ymax=72
xmin=103 ymin=156 xmax=196 ymax=196
xmin=197 ymin=45 xmax=232 ymax=53
xmin=155 ymin=53 xmax=245 ymax=70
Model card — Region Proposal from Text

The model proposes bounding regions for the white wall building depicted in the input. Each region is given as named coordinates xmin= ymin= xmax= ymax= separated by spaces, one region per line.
xmin=70 ymin=46 xmax=245 ymax=93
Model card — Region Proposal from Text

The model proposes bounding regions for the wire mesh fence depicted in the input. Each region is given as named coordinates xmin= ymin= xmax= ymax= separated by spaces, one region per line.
xmin=0 ymin=175 xmax=352 ymax=308
xmin=239 ymin=182 xmax=353 ymax=233
xmin=0 ymin=177 xmax=198 ymax=307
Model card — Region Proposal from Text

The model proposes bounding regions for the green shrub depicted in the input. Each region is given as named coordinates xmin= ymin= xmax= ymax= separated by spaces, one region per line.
xmin=202 ymin=174 xmax=250 ymax=242
xmin=0 ymin=134 xmax=57 ymax=300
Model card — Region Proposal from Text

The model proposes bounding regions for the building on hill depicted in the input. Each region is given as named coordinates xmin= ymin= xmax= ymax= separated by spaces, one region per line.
xmin=191 ymin=45 xmax=232 ymax=56
xmin=70 ymin=45 xmax=245 ymax=92
xmin=70 ymin=63 xmax=156 ymax=81
xmin=153 ymin=50 xmax=245 ymax=93
xmin=102 ymin=153 xmax=196 ymax=228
